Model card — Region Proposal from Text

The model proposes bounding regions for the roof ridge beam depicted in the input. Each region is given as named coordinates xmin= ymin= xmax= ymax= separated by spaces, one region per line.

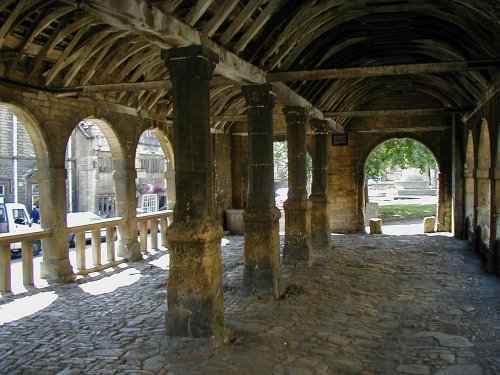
xmin=268 ymin=60 xmax=500 ymax=82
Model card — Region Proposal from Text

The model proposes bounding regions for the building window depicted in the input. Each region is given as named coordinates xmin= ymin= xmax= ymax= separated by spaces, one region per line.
xmin=97 ymin=195 xmax=116 ymax=217
xmin=32 ymin=184 xmax=39 ymax=195
xmin=141 ymin=194 xmax=158 ymax=212
xmin=139 ymin=157 xmax=164 ymax=174
xmin=0 ymin=185 xmax=4 ymax=196
xmin=98 ymin=155 xmax=114 ymax=173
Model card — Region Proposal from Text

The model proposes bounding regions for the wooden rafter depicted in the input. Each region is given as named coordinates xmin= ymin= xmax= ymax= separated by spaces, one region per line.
xmin=0 ymin=0 xmax=28 ymax=49
xmin=324 ymin=107 xmax=473 ymax=118
xmin=184 ymin=0 xmax=214 ymax=26
xmin=202 ymin=0 xmax=239 ymax=37
xmin=267 ymin=60 xmax=500 ymax=82
xmin=219 ymin=0 xmax=263 ymax=45
xmin=233 ymin=0 xmax=280 ymax=53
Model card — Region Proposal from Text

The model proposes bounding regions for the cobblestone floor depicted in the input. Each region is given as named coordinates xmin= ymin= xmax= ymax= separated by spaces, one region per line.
xmin=1 ymin=231 xmax=499 ymax=375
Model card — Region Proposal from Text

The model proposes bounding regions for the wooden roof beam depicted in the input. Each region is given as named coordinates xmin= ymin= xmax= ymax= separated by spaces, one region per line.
xmin=267 ymin=60 xmax=500 ymax=82
xmin=79 ymin=0 xmax=336 ymax=126
xmin=325 ymin=107 xmax=473 ymax=118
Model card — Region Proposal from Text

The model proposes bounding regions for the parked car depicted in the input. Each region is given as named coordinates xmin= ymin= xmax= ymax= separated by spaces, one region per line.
xmin=67 ymin=211 xmax=110 ymax=247
xmin=0 ymin=201 xmax=42 ymax=256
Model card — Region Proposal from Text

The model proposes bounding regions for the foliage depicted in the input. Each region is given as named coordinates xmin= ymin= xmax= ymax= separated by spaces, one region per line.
xmin=365 ymin=138 xmax=437 ymax=180
xmin=273 ymin=141 xmax=313 ymax=180
xmin=273 ymin=142 xmax=288 ymax=178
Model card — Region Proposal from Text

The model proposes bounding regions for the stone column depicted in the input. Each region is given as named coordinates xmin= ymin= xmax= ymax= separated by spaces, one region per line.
xmin=241 ymin=84 xmax=282 ymax=297
xmin=493 ymin=168 xmax=500 ymax=273
xmin=37 ymin=167 xmax=76 ymax=283
xmin=309 ymin=119 xmax=332 ymax=249
xmin=282 ymin=106 xmax=312 ymax=264
xmin=165 ymin=161 xmax=176 ymax=209
xmin=113 ymin=168 xmax=141 ymax=261
xmin=162 ymin=46 xmax=224 ymax=338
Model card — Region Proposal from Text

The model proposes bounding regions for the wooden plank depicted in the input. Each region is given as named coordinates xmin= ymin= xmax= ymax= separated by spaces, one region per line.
xmin=202 ymin=0 xmax=239 ymax=37
xmin=233 ymin=0 xmax=280 ymax=53
xmin=184 ymin=0 xmax=214 ymax=26
xmin=349 ymin=125 xmax=451 ymax=133
xmin=220 ymin=0 xmax=263 ymax=45
xmin=267 ymin=60 xmax=500 ymax=82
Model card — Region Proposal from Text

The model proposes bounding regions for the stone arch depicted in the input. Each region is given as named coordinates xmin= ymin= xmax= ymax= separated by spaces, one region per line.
xmin=476 ymin=120 xmax=491 ymax=247
xmin=65 ymin=117 xmax=129 ymax=215
xmin=360 ymin=135 xmax=440 ymax=232
xmin=464 ymin=130 xmax=475 ymax=241
xmin=0 ymin=102 xmax=50 ymax=168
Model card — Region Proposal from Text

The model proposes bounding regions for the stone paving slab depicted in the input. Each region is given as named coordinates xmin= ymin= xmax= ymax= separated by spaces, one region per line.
xmin=0 ymin=232 xmax=499 ymax=374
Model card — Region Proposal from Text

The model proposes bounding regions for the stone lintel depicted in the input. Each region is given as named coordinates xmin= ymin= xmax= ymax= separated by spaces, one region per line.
xmin=242 ymin=84 xmax=276 ymax=108
xmin=283 ymin=106 xmax=308 ymax=126
xmin=310 ymin=119 xmax=329 ymax=134
xmin=242 ymin=207 xmax=282 ymax=297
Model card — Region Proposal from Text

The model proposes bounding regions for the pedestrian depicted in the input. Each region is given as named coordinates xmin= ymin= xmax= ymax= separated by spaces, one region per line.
xmin=31 ymin=204 xmax=40 ymax=224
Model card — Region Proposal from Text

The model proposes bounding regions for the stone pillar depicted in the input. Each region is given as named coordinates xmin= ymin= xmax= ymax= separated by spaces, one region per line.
xmin=113 ymin=168 xmax=142 ymax=261
xmin=282 ymin=107 xmax=312 ymax=263
xmin=162 ymin=46 xmax=224 ymax=338
xmin=451 ymin=115 xmax=465 ymax=238
xmin=309 ymin=119 xmax=332 ymax=249
xmin=37 ymin=167 xmax=75 ymax=283
xmin=493 ymin=168 xmax=500 ymax=273
xmin=241 ymin=84 xmax=282 ymax=297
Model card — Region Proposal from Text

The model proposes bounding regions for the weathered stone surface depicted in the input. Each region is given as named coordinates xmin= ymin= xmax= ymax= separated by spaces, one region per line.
xmin=369 ymin=218 xmax=383 ymax=234
xmin=396 ymin=364 xmax=430 ymax=374
xmin=423 ymin=216 xmax=436 ymax=233
xmin=414 ymin=332 xmax=474 ymax=348
xmin=434 ymin=364 xmax=482 ymax=375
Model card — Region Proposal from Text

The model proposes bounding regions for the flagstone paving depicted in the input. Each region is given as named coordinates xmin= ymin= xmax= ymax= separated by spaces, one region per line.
xmin=1 ymin=232 xmax=499 ymax=374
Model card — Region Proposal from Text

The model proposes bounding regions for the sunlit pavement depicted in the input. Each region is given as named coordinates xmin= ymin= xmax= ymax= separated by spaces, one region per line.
xmin=1 ymin=228 xmax=499 ymax=375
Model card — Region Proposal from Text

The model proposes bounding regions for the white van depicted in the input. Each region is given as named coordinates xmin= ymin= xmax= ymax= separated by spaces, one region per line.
xmin=0 ymin=201 xmax=42 ymax=256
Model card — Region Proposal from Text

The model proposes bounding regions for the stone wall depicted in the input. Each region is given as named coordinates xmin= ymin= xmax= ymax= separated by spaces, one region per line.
xmin=328 ymin=132 xmax=362 ymax=232
xmin=214 ymin=133 xmax=233 ymax=227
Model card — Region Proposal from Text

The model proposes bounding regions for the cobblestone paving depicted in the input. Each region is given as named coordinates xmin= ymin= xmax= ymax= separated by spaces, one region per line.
xmin=1 ymin=232 xmax=499 ymax=374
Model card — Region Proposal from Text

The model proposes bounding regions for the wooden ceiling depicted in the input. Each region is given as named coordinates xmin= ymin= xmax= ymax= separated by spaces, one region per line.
xmin=0 ymin=0 xmax=498 ymax=133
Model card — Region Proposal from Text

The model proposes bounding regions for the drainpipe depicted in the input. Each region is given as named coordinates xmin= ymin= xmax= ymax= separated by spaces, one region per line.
xmin=13 ymin=114 xmax=18 ymax=203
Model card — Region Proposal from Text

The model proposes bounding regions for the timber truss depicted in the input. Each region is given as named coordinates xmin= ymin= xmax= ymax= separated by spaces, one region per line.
xmin=0 ymin=0 xmax=499 ymax=133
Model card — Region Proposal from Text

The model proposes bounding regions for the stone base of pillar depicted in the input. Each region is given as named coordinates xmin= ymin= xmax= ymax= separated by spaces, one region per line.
xmin=165 ymin=220 xmax=224 ymax=338
xmin=242 ymin=207 xmax=283 ymax=297
xmin=309 ymin=194 xmax=332 ymax=249
xmin=40 ymin=258 xmax=76 ymax=284
xmin=117 ymin=239 xmax=142 ymax=261
xmin=283 ymin=199 xmax=312 ymax=264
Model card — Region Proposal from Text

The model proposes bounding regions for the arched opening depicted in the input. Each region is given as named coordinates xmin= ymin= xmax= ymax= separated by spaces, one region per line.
xmin=66 ymin=118 xmax=124 ymax=216
xmin=363 ymin=138 xmax=439 ymax=234
xmin=273 ymin=140 xmax=312 ymax=234
xmin=134 ymin=129 xmax=173 ymax=212
xmin=476 ymin=120 xmax=491 ymax=249
xmin=464 ymin=131 xmax=475 ymax=242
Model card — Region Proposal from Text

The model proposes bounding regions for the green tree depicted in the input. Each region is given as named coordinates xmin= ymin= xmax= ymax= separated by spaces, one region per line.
xmin=365 ymin=138 xmax=437 ymax=180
